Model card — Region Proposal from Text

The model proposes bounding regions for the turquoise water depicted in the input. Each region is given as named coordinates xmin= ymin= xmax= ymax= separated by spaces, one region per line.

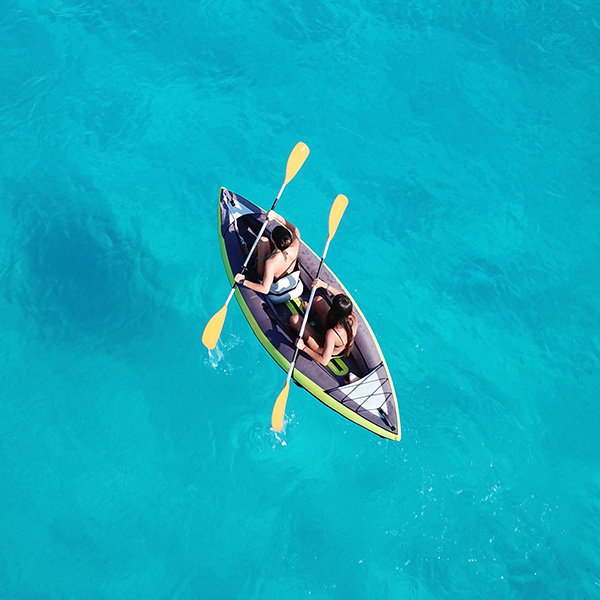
xmin=1 ymin=0 xmax=599 ymax=597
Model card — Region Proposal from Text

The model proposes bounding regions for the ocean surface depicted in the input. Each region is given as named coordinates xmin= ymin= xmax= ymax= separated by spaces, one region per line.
xmin=1 ymin=0 xmax=599 ymax=598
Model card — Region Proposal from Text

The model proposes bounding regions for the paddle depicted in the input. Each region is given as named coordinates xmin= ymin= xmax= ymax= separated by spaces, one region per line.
xmin=201 ymin=142 xmax=310 ymax=350
xmin=271 ymin=194 xmax=348 ymax=432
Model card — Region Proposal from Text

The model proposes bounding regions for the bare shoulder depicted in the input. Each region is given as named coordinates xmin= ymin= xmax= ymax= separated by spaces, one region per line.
xmin=324 ymin=327 xmax=337 ymax=346
xmin=266 ymin=252 xmax=283 ymax=267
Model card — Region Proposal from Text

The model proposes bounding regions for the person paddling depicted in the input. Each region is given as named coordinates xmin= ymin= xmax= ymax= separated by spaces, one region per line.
xmin=290 ymin=278 xmax=357 ymax=365
xmin=234 ymin=210 xmax=303 ymax=303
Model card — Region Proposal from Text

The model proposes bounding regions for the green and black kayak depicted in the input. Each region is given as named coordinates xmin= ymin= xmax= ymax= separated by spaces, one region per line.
xmin=217 ymin=187 xmax=401 ymax=441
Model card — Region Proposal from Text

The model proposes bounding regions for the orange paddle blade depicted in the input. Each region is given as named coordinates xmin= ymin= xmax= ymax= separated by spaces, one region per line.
xmin=328 ymin=194 xmax=348 ymax=241
xmin=284 ymin=142 xmax=310 ymax=184
xmin=271 ymin=381 xmax=290 ymax=431
xmin=201 ymin=304 xmax=228 ymax=350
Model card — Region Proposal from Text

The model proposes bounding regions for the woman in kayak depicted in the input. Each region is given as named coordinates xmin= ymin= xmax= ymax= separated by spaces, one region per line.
xmin=290 ymin=278 xmax=357 ymax=365
xmin=234 ymin=210 xmax=303 ymax=303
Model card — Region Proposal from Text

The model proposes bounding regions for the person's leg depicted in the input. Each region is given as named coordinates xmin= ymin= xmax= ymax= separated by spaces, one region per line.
xmin=289 ymin=312 xmax=324 ymax=350
xmin=256 ymin=237 xmax=270 ymax=279
xmin=310 ymin=295 xmax=330 ymax=323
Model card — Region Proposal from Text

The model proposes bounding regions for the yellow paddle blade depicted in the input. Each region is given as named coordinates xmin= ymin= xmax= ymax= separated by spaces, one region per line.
xmin=201 ymin=304 xmax=228 ymax=350
xmin=284 ymin=142 xmax=310 ymax=184
xmin=328 ymin=194 xmax=348 ymax=241
xmin=271 ymin=381 xmax=290 ymax=431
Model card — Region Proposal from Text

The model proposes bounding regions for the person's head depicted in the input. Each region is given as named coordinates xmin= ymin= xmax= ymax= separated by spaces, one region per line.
xmin=326 ymin=294 xmax=355 ymax=356
xmin=330 ymin=294 xmax=353 ymax=321
xmin=272 ymin=225 xmax=292 ymax=252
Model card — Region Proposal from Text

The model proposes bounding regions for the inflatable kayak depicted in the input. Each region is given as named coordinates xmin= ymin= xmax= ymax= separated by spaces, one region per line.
xmin=217 ymin=187 xmax=401 ymax=441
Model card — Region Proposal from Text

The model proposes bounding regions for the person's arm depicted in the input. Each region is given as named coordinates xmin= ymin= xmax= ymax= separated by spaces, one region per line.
xmin=296 ymin=330 xmax=336 ymax=366
xmin=312 ymin=277 xmax=342 ymax=297
xmin=268 ymin=210 xmax=301 ymax=242
xmin=235 ymin=258 xmax=276 ymax=294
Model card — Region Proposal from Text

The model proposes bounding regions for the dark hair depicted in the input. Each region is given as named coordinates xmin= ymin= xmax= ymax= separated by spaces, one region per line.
xmin=271 ymin=225 xmax=292 ymax=251
xmin=326 ymin=294 xmax=354 ymax=357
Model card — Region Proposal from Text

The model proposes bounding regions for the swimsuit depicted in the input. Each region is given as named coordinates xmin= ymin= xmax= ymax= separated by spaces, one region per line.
xmin=331 ymin=328 xmax=347 ymax=358
xmin=330 ymin=314 xmax=357 ymax=357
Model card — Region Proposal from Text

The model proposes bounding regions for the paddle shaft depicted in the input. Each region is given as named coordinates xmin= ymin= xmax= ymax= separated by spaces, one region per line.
xmin=283 ymin=239 xmax=332 ymax=386
xmin=270 ymin=193 xmax=347 ymax=431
